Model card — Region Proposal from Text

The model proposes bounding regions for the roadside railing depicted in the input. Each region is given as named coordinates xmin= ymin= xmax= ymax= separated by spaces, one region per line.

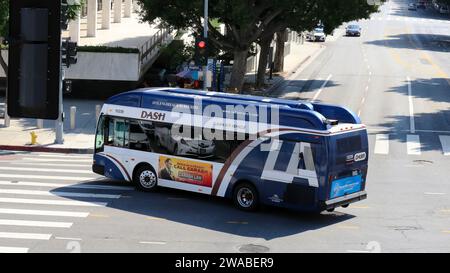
xmin=139 ymin=28 xmax=172 ymax=66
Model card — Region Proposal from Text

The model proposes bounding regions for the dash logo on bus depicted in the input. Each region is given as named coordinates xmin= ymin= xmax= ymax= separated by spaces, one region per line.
xmin=141 ymin=111 xmax=166 ymax=121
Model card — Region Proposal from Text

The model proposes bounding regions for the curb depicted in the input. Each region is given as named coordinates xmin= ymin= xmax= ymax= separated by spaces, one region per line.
xmin=265 ymin=45 xmax=323 ymax=95
xmin=0 ymin=145 xmax=94 ymax=154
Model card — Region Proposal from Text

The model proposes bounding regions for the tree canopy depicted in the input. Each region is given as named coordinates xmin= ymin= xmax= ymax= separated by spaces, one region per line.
xmin=0 ymin=0 xmax=8 ymax=38
xmin=137 ymin=0 xmax=383 ymax=90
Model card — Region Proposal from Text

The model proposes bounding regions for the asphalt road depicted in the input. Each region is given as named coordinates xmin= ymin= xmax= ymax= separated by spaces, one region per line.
xmin=0 ymin=0 xmax=449 ymax=253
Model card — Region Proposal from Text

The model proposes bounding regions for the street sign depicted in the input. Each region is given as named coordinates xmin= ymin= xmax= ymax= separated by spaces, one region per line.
xmin=7 ymin=0 xmax=62 ymax=120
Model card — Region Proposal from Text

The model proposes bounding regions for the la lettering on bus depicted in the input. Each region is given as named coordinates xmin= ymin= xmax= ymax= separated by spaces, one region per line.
xmin=141 ymin=110 xmax=166 ymax=121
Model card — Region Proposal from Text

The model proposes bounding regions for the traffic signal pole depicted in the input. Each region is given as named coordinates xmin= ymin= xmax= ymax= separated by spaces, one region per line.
xmin=203 ymin=0 xmax=208 ymax=91
xmin=55 ymin=37 xmax=64 ymax=144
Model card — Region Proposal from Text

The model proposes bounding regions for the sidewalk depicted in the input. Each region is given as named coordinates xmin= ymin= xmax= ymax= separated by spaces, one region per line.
xmin=0 ymin=98 xmax=102 ymax=154
xmin=243 ymin=40 xmax=326 ymax=96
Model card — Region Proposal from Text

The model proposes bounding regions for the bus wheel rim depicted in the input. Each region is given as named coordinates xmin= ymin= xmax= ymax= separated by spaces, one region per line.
xmin=237 ymin=188 xmax=254 ymax=208
xmin=139 ymin=170 xmax=156 ymax=188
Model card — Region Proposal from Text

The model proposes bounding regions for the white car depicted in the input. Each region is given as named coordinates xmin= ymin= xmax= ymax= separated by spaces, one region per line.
xmin=309 ymin=28 xmax=326 ymax=42
xmin=155 ymin=126 xmax=215 ymax=158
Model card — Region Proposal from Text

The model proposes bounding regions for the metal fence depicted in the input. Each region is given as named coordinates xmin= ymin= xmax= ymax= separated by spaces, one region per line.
xmin=139 ymin=28 xmax=172 ymax=66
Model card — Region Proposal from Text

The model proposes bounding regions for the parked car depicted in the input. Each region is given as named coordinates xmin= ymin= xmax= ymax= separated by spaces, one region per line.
xmin=439 ymin=6 xmax=449 ymax=14
xmin=416 ymin=1 xmax=426 ymax=9
xmin=308 ymin=27 xmax=326 ymax=42
xmin=346 ymin=24 xmax=362 ymax=36
xmin=408 ymin=3 xmax=417 ymax=11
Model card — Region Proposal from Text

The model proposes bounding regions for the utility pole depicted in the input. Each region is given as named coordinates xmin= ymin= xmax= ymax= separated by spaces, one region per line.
xmin=54 ymin=42 xmax=64 ymax=144
xmin=203 ymin=0 xmax=208 ymax=90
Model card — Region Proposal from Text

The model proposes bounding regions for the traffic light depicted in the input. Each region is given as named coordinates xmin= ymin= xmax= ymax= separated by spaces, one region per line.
xmin=61 ymin=0 xmax=69 ymax=30
xmin=7 ymin=0 xmax=62 ymax=120
xmin=194 ymin=36 xmax=208 ymax=66
xmin=62 ymin=38 xmax=78 ymax=68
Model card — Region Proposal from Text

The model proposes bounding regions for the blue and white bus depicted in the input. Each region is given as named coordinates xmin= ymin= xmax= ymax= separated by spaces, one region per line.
xmin=93 ymin=88 xmax=368 ymax=212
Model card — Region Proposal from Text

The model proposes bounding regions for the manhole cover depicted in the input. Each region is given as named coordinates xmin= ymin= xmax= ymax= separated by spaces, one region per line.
xmin=238 ymin=244 xmax=270 ymax=253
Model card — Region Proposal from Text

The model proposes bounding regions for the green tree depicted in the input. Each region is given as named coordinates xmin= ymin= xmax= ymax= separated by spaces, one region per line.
xmin=0 ymin=0 xmax=9 ymax=77
xmin=137 ymin=0 xmax=384 ymax=91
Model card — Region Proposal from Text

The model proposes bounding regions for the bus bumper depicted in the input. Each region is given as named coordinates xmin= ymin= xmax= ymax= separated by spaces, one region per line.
xmin=323 ymin=191 xmax=367 ymax=210
xmin=92 ymin=163 xmax=105 ymax=176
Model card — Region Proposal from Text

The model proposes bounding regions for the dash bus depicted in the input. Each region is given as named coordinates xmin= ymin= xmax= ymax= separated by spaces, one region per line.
xmin=93 ymin=88 xmax=368 ymax=212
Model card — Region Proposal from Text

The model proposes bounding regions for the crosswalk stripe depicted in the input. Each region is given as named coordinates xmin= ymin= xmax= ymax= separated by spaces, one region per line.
xmin=21 ymin=158 xmax=92 ymax=163
xmin=374 ymin=134 xmax=389 ymax=155
xmin=8 ymin=162 xmax=91 ymax=168
xmin=0 ymin=197 xmax=107 ymax=207
xmin=407 ymin=135 xmax=421 ymax=155
xmin=0 ymin=219 xmax=72 ymax=228
xmin=0 ymin=208 xmax=89 ymax=218
xmin=0 ymin=166 xmax=92 ymax=174
xmin=0 ymin=181 xmax=133 ymax=191
xmin=0 ymin=174 xmax=96 ymax=181
xmin=35 ymin=154 xmax=92 ymax=159
xmin=0 ymin=232 xmax=52 ymax=240
xmin=439 ymin=135 xmax=450 ymax=156
xmin=0 ymin=189 xmax=121 ymax=199
xmin=0 ymin=246 xmax=29 ymax=253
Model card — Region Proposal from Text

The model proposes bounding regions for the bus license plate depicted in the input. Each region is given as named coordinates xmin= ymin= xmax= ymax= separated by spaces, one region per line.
xmin=330 ymin=175 xmax=362 ymax=199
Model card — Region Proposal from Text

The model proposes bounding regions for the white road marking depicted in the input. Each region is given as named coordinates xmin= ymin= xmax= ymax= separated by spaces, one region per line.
xmin=0 ymin=246 xmax=29 ymax=253
xmin=21 ymin=158 xmax=92 ymax=163
xmin=0 ymin=174 xmax=96 ymax=181
xmin=0 ymin=219 xmax=72 ymax=228
xmin=55 ymin=237 xmax=82 ymax=241
xmin=438 ymin=136 xmax=450 ymax=156
xmin=374 ymin=134 xmax=389 ymax=155
xmin=424 ymin=192 xmax=446 ymax=195
xmin=367 ymin=128 xmax=450 ymax=134
xmin=139 ymin=241 xmax=167 ymax=245
xmin=0 ymin=232 xmax=52 ymax=240
xmin=0 ymin=166 xmax=92 ymax=174
xmin=0 ymin=208 xmax=89 ymax=218
xmin=0 ymin=189 xmax=121 ymax=199
xmin=0 ymin=181 xmax=133 ymax=191
xmin=8 ymin=162 xmax=91 ymax=168
xmin=312 ymin=74 xmax=332 ymax=102
xmin=0 ymin=197 xmax=107 ymax=207
xmin=407 ymin=135 xmax=421 ymax=155
xmin=407 ymin=77 xmax=415 ymax=134
xmin=35 ymin=154 xmax=92 ymax=159
xmin=347 ymin=250 xmax=370 ymax=253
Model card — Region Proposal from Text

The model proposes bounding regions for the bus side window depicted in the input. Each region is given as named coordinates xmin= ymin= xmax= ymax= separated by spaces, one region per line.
xmin=106 ymin=118 xmax=127 ymax=148
xmin=127 ymin=120 xmax=153 ymax=152
xmin=95 ymin=115 xmax=105 ymax=152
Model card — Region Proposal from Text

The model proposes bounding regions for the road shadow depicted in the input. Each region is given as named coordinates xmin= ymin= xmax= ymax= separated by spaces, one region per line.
xmin=388 ymin=6 xmax=450 ymax=21
xmin=373 ymin=77 xmax=450 ymax=152
xmin=365 ymin=34 xmax=450 ymax=53
xmin=53 ymin=179 xmax=355 ymax=240
xmin=275 ymin=79 xmax=340 ymax=100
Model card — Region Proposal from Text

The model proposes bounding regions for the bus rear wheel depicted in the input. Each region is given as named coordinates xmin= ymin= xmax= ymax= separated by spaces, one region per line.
xmin=233 ymin=183 xmax=259 ymax=212
xmin=134 ymin=165 xmax=158 ymax=192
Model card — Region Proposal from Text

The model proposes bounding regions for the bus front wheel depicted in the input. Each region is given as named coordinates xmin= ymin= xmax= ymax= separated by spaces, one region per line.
xmin=233 ymin=183 xmax=259 ymax=212
xmin=134 ymin=165 xmax=158 ymax=192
